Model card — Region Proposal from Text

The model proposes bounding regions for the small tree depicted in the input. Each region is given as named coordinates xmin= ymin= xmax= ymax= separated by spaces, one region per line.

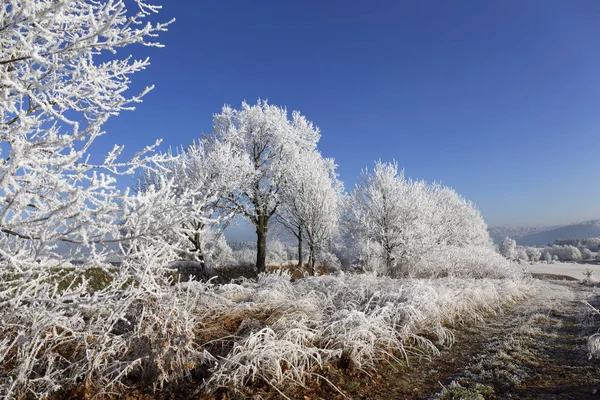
xmin=525 ymin=247 xmax=541 ymax=262
xmin=344 ymin=161 xmax=408 ymax=275
xmin=136 ymin=139 xmax=244 ymax=267
xmin=516 ymin=247 xmax=528 ymax=262
xmin=581 ymin=248 xmax=594 ymax=260
xmin=498 ymin=237 xmax=517 ymax=260
xmin=541 ymin=251 xmax=552 ymax=262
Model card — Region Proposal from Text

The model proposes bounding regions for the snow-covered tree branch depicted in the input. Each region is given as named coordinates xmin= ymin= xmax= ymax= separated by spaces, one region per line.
xmin=0 ymin=0 xmax=176 ymax=268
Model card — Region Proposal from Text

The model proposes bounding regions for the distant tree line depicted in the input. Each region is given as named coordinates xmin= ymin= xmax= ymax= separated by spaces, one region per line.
xmin=497 ymin=236 xmax=599 ymax=262
xmin=553 ymin=238 xmax=600 ymax=252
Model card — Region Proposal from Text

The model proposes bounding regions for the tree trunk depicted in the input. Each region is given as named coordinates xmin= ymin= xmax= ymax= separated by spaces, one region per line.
xmin=255 ymin=216 xmax=269 ymax=273
xmin=297 ymin=224 xmax=303 ymax=268
xmin=308 ymin=244 xmax=316 ymax=276
xmin=190 ymin=228 xmax=206 ymax=270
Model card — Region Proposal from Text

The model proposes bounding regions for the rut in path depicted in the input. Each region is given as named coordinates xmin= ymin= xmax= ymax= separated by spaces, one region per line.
xmin=432 ymin=280 xmax=600 ymax=400
xmin=496 ymin=281 xmax=600 ymax=400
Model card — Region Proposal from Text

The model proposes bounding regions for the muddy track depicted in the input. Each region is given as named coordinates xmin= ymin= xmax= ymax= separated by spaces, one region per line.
xmin=493 ymin=282 xmax=600 ymax=400
xmin=430 ymin=279 xmax=600 ymax=400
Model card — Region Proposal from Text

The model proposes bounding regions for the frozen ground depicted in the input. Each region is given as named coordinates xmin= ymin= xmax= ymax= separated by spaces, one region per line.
xmin=527 ymin=262 xmax=600 ymax=280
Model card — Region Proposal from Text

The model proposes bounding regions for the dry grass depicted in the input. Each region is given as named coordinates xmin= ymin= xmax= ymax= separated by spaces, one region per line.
xmin=0 ymin=258 xmax=533 ymax=399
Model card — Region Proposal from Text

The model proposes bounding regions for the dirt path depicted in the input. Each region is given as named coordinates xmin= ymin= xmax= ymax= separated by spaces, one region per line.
xmin=488 ymin=280 xmax=600 ymax=400
xmin=430 ymin=279 xmax=600 ymax=400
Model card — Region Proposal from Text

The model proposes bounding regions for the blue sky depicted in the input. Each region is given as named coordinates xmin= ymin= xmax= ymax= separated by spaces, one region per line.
xmin=99 ymin=0 xmax=600 ymax=232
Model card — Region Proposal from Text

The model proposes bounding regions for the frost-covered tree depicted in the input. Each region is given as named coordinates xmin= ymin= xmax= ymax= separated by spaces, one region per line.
xmin=136 ymin=139 xmax=244 ymax=267
xmin=498 ymin=237 xmax=517 ymax=260
xmin=516 ymin=247 xmax=528 ymax=262
xmin=267 ymin=239 xmax=288 ymax=266
xmin=344 ymin=162 xmax=407 ymax=275
xmin=541 ymin=251 xmax=552 ymax=262
xmin=0 ymin=0 xmax=174 ymax=268
xmin=0 ymin=3 xmax=215 ymax=398
xmin=561 ymin=245 xmax=582 ymax=261
xmin=210 ymin=101 xmax=321 ymax=273
xmin=585 ymin=238 xmax=600 ymax=252
xmin=525 ymin=247 xmax=541 ymax=262
xmin=277 ymin=150 xmax=343 ymax=274
xmin=344 ymin=161 xmax=492 ymax=277
xmin=581 ymin=248 xmax=594 ymax=260
xmin=202 ymin=228 xmax=234 ymax=267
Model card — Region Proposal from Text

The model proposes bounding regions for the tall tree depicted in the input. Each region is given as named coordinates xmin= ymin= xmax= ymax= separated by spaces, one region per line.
xmin=277 ymin=151 xmax=343 ymax=274
xmin=211 ymin=101 xmax=320 ymax=272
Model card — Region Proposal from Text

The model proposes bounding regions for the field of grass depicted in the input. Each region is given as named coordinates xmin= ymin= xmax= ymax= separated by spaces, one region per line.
xmin=0 ymin=259 xmax=534 ymax=399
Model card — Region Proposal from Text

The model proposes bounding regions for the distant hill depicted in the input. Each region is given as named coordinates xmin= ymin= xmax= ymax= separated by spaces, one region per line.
xmin=488 ymin=226 xmax=556 ymax=243
xmin=488 ymin=220 xmax=600 ymax=246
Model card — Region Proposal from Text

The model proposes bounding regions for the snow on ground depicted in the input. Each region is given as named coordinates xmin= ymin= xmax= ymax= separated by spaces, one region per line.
xmin=527 ymin=262 xmax=600 ymax=280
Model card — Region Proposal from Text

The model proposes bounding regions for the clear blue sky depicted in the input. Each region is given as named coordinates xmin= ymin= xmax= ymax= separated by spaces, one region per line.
xmin=100 ymin=0 xmax=600 ymax=231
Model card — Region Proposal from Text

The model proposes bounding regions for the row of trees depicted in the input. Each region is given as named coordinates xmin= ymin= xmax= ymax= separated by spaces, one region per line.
xmin=137 ymin=101 xmax=343 ymax=275
xmin=498 ymin=237 xmax=596 ymax=262
xmin=554 ymin=238 xmax=600 ymax=253
xmin=135 ymin=106 xmax=497 ymax=278
xmin=0 ymin=0 xmax=499 ymax=280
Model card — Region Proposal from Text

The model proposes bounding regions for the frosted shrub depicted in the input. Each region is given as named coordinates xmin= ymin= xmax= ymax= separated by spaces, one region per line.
xmin=583 ymin=301 xmax=600 ymax=359
xmin=416 ymin=246 xmax=523 ymax=279
xmin=589 ymin=334 xmax=600 ymax=359
xmin=204 ymin=230 xmax=234 ymax=268
xmin=232 ymin=248 xmax=258 ymax=266
xmin=541 ymin=251 xmax=552 ymax=262
xmin=498 ymin=237 xmax=517 ymax=260
xmin=0 ymin=255 xmax=207 ymax=398
xmin=1 ymin=261 xmax=532 ymax=397
xmin=206 ymin=323 xmax=332 ymax=389
xmin=267 ymin=240 xmax=289 ymax=266
xmin=203 ymin=272 xmax=531 ymax=392
xmin=344 ymin=161 xmax=500 ymax=278
xmin=525 ymin=247 xmax=542 ymax=262
xmin=581 ymin=248 xmax=594 ymax=260
xmin=316 ymin=250 xmax=343 ymax=273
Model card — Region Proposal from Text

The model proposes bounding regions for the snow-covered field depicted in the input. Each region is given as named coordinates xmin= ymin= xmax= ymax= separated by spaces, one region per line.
xmin=527 ymin=262 xmax=600 ymax=280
